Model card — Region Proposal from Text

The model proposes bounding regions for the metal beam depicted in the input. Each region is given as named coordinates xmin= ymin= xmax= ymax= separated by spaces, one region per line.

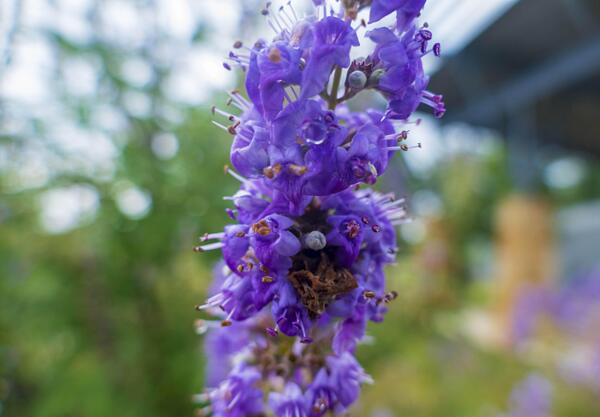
xmin=449 ymin=34 xmax=600 ymax=124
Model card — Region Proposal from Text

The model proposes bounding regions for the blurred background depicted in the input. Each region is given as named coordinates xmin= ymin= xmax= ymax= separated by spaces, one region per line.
xmin=1 ymin=0 xmax=599 ymax=416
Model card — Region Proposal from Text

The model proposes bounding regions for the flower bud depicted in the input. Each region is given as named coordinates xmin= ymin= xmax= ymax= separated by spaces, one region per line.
xmin=347 ymin=70 xmax=367 ymax=90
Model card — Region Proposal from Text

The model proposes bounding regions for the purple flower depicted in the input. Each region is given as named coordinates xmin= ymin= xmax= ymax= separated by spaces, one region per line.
xmin=306 ymin=369 xmax=338 ymax=417
xmin=210 ymin=366 xmax=264 ymax=417
xmin=272 ymin=281 xmax=313 ymax=343
xmin=249 ymin=213 xmax=301 ymax=270
xmin=326 ymin=215 xmax=365 ymax=267
xmin=247 ymin=42 xmax=303 ymax=120
xmin=196 ymin=1 xmax=443 ymax=415
xmin=369 ymin=0 xmax=427 ymax=32
xmin=269 ymin=383 xmax=309 ymax=417
xmin=499 ymin=374 xmax=553 ymax=417
xmin=366 ymin=26 xmax=445 ymax=119
xmin=301 ymin=16 xmax=359 ymax=99
xmin=327 ymin=353 xmax=372 ymax=408
xmin=204 ymin=321 xmax=251 ymax=387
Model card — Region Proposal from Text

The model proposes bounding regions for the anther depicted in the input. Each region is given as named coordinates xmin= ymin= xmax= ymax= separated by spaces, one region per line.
xmin=235 ymin=231 xmax=246 ymax=238
xmin=363 ymin=290 xmax=376 ymax=299
xmin=236 ymin=264 xmax=245 ymax=273
xmin=233 ymin=40 xmax=243 ymax=49
xmin=262 ymin=276 xmax=274 ymax=284
xmin=263 ymin=163 xmax=282 ymax=179
xmin=361 ymin=216 xmax=370 ymax=224
xmin=268 ymin=47 xmax=282 ymax=63
xmin=221 ymin=319 xmax=232 ymax=327
xmin=371 ymin=224 xmax=381 ymax=233
xmin=251 ymin=219 xmax=272 ymax=236
xmin=288 ymin=164 xmax=307 ymax=176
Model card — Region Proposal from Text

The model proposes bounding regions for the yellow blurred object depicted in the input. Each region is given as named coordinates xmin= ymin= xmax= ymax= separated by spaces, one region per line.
xmin=492 ymin=194 xmax=556 ymax=346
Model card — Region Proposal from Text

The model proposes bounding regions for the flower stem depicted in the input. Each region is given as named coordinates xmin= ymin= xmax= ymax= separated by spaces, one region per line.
xmin=328 ymin=66 xmax=343 ymax=110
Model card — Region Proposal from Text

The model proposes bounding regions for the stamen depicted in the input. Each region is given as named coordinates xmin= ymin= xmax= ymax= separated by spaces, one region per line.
xmin=287 ymin=1 xmax=298 ymax=21
xmin=279 ymin=5 xmax=295 ymax=27
xmin=294 ymin=313 xmax=312 ymax=344
xmin=199 ymin=232 xmax=225 ymax=242
xmin=224 ymin=165 xmax=250 ymax=184
xmin=194 ymin=319 xmax=221 ymax=335
xmin=212 ymin=106 xmax=239 ymax=122
xmin=193 ymin=242 xmax=225 ymax=252
xmin=221 ymin=307 xmax=236 ymax=327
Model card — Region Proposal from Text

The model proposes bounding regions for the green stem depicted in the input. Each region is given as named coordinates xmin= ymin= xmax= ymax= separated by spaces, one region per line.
xmin=328 ymin=66 xmax=343 ymax=110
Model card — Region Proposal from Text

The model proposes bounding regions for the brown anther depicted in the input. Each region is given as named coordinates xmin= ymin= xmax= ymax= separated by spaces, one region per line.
xmin=400 ymin=144 xmax=409 ymax=151
xmin=236 ymin=264 xmax=245 ymax=273
xmin=262 ymin=276 xmax=274 ymax=284
xmin=371 ymin=224 xmax=381 ymax=233
xmin=263 ymin=166 xmax=275 ymax=179
xmin=193 ymin=246 xmax=204 ymax=252
xmin=221 ymin=320 xmax=232 ymax=327
xmin=288 ymin=164 xmax=308 ymax=176
xmin=223 ymin=164 xmax=230 ymax=174
xmin=345 ymin=219 xmax=361 ymax=239
xmin=233 ymin=40 xmax=243 ymax=49
xmin=211 ymin=105 xmax=216 ymax=115
xmin=200 ymin=233 xmax=209 ymax=241
xmin=268 ymin=47 xmax=282 ymax=63
xmin=363 ymin=290 xmax=376 ymax=299
xmin=361 ymin=216 xmax=370 ymax=224
xmin=252 ymin=219 xmax=272 ymax=236
xmin=235 ymin=231 xmax=246 ymax=238
xmin=247 ymin=263 xmax=254 ymax=271
xmin=227 ymin=121 xmax=240 ymax=135
xmin=263 ymin=163 xmax=282 ymax=179
xmin=260 ymin=265 xmax=269 ymax=273
xmin=194 ymin=305 xmax=203 ymax=311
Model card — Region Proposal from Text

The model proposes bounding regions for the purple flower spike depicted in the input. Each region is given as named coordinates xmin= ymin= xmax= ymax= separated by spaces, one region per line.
xmin=195 ymin=1 xmax=443 ymax=415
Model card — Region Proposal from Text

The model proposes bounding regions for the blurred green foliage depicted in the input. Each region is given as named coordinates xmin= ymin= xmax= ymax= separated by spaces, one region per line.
xmin=0 ymin=106 xmax=239 ymax=417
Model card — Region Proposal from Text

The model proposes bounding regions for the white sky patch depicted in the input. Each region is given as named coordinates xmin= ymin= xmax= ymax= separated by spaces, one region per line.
xmin=544 ymin=157 xmax=586 ymax=190
xmin=39 ymin=184 xmax=100 ymax=234
xmin=163 ymin=45 xmax=236 ymax=105
xmin=120 ymin=57 xmax=155 ymax=89
xmin=152 ymin=133 xmax=179 ymax=160
xmin=2 ymin=34 xmax=55 ymax=105
xmin=61 ymin=56 xmax=99 ymax=97
xmin=421 ymin=0 xmax=520 ymax=56
xmin=114 ymin=182 xmax=153 ymax=220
